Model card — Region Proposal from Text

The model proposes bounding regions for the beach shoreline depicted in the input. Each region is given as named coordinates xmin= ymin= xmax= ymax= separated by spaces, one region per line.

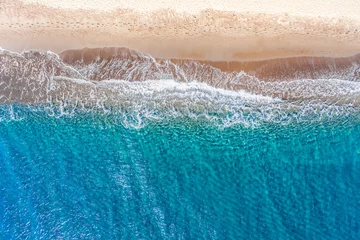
xmin=1 ymin=0 xmax=360 ymax=62
xmin=59 ymin=47 xmax=360 ymax=82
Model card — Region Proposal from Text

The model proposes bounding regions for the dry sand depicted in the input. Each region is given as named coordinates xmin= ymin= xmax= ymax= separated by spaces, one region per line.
xmin=18 ymin=0 xmax=360 ymax=19
xmin=1 ymin=0 xmax=360 ymax=61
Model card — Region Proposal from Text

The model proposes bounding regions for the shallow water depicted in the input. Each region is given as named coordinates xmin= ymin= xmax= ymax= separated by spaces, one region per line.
xmin=1 ymin=48 xmax=360 ymax=239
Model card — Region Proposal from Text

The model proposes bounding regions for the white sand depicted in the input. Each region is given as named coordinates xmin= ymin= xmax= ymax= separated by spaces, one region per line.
xmin=20 ymin=0 xmax=360 ymax=20
xmin=1 ymin=0 xmax=360 ymax=60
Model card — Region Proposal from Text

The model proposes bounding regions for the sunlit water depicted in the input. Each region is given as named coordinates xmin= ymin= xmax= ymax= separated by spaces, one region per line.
xmin=0 ymin=105 xmax=359 ymax=239
xmin=1 ymin=48 xmax=360 ymax=239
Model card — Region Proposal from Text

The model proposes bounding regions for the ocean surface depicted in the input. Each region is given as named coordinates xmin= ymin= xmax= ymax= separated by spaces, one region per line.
xmin=1 ymin=48 xmax=360 ymax=239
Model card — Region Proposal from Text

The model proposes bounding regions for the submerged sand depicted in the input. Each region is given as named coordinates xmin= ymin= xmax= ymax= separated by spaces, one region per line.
xmin=60 ymin=47 xmax=360 ymax=82
xmin=1 ymin=0 xmax=360 ymax=61
xmin=2 ymin=47 xmax=360 ymax=106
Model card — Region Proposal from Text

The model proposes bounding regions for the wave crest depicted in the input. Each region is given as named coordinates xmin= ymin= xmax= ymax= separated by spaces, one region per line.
xmin=1 ymin=47 xmax=360 ymax=127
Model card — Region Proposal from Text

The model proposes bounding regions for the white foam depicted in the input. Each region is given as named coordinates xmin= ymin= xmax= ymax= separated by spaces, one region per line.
xmin=98 ymin=79 xmax=278 ymax=103
xmin=1 ymin=48 xmax=360 ymax=128
xmin=54 ymin=76 xmax=95 ymax=85
xmin=44 ymin=76 xmax=360 ymax=128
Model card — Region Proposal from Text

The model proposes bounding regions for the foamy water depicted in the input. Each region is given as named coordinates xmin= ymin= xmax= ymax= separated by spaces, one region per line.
xmin=1 ymin=46 xmax=360 ymax=239
xmin=1 ymin=47 xmax=360 ymax=128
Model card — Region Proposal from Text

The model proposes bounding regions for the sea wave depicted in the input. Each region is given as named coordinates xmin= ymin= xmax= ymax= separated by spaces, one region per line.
xmin=1 ymin=47 xmax=359 ymax=128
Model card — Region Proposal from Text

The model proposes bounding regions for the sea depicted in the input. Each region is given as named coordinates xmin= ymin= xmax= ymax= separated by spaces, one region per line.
xmin=0 ymin=47 xmax=360 ymax=239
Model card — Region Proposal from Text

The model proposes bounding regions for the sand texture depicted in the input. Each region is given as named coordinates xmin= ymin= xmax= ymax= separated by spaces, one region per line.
xmin=59 ymin=47 xmax=360 ymax=82
xmin=19 ymin=0 xmax=360 ymax=19
xmin=1 ymin=0 xmax=360 ymax=60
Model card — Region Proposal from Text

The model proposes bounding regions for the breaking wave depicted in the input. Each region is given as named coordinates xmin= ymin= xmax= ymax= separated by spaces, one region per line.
xmin=0 ymin=47 xmax=359 ymax=128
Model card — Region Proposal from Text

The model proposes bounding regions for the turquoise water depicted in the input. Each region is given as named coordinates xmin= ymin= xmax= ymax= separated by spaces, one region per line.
xmin=1 ymin=104 xmax=360 ymax=239
xmin=1 ymin=48 xmax=360 ymax=239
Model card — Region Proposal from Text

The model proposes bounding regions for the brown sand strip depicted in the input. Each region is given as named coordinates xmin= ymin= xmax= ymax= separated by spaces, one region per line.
xmin=60 ymin=47 xmax=360 ymax=82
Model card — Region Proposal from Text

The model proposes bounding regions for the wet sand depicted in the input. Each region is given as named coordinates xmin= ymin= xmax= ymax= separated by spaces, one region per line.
xmin=1 ymin=0 xmax=360 ymax=62
xmin=2 ymin=47 xmax=360 ymax=105
xmin=60 ymin=47 xmax=360 ymax=82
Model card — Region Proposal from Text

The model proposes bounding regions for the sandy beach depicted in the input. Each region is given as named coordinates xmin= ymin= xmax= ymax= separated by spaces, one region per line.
xmin=1 ymin=0 xmax=360 ymax=61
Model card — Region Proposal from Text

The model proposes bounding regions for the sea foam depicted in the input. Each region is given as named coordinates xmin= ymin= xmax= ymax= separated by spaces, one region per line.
xmin=1 ymin=48 xmax=359 ymax=128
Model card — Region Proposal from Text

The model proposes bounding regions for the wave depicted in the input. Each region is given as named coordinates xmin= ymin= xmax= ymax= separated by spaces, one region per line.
xmin=1 ymin=47 xmax=360 ymax=127
xmin=60 ymin=47 xmax=360 ymax=82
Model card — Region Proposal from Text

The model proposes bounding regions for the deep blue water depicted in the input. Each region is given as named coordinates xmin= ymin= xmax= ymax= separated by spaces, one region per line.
xmin=1 ymin=105 xmax=360 ymax=239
